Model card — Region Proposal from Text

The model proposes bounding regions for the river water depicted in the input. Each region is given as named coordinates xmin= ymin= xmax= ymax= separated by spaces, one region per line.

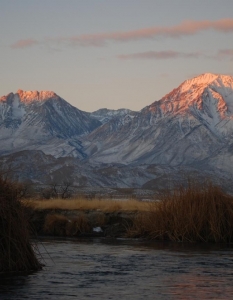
xmin=1 ymin=238 xmax=233 ymax=299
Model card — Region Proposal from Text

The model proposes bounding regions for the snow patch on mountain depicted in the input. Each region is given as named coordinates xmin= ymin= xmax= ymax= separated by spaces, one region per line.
xmin=91 ymin=108 xmax=137 ymax=124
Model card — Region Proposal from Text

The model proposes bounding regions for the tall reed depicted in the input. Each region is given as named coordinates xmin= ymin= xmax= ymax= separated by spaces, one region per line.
xmin=129 ymin=182 xmax=233 ymax=242
xmin=0 ymin=176 xmax=42 ymax=273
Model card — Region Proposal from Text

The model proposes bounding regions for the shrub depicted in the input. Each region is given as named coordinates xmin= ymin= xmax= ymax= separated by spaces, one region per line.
xmin=66 ymin=214 xmax=90 ymax=236
xmin=44 ymin=214 xmax=69 ymax=236
xmin=44 ymin=213 xmax=91 ymax=236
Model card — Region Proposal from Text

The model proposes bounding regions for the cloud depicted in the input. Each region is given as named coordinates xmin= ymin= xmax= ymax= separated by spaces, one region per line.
xmin=118 ymin=49 xmax=233 ymax=61
xmin=11 ymin=38 xmax=38 ymax=49
xmin=160 ymin=73 xmax=169 ymax=78
xmin=117 ymin=51 xmax=202 ymax=60
xmin=217 ymin=49 xmax=233 ymax=60
xmin=50 ymin=18 xmax=233 ymax=46
xmin=11 ymin=18 xmax=233 ymax=49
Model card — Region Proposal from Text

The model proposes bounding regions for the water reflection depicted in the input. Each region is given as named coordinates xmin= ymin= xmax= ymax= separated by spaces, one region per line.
xmin=1 ymin=238 xmax=233 ymax=300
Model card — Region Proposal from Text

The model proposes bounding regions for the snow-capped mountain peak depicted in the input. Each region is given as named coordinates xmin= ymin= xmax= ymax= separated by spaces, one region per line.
xmin=180 ymin=73 xmax=233 ymax=94
xmin=180 ymin=73 xmax=218 ymax=92
xmin=0 ymin=90 xmax=59 ymax=107
xmin=16 ymin=89 xmax=59 ymax=104
xmin=82 ymin=72 xmax=233 ymax=168
xmin=147 ymin=73 xmax=233 ymax=118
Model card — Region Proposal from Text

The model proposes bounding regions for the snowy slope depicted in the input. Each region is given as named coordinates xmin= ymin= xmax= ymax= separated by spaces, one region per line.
xmin=0 ymin=90 xmax=101 ymax=157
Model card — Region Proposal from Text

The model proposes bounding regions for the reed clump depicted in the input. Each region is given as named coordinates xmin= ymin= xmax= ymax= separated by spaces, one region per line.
xmin=0 ymin=176 xmax=42 ymax=273
xmin=128 ymin=183 xmax=233 ymax=243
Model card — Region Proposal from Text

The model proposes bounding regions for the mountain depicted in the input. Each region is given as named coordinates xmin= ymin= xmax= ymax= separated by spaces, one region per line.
xmin=1 ymin=73 xmax=233 ymax=191
xmin=82 ymin=73 xmax=233 ymax=169
xmin=0 ymin=90 xmax=101 ymax=158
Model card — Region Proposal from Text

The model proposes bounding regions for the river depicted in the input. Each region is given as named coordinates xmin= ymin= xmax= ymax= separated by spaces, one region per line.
xmin=1 ymin=238 xmax=233 ymax=299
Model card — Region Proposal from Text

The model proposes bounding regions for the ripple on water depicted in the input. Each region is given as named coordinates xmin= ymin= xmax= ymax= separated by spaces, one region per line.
xmin=0 ymin=239 xmax=233 ymax=300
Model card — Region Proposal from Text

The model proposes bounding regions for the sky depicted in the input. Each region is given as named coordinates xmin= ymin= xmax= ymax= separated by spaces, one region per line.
xmin=1 ymin=0 xmax=233 ymax=112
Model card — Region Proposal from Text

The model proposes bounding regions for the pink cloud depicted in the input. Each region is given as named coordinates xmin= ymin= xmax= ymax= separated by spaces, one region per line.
xmin=48 ymin=18 xmax=233 ymax=46
xmin=162 ymin=19 xmax=233 ymax=37
xmin=11 ymin=38 xmax=38 ymax=49
xmin=11 ymin=18 xmax=233 ymax=49
xmin=117 ymin=51 xmax=202 ymax=60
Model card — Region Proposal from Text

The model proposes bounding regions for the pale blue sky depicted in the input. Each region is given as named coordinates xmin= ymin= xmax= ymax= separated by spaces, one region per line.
xmin=1 ymin=0 xmax=233 ymax=111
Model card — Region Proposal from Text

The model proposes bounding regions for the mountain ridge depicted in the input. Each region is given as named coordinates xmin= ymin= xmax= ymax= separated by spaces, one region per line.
xmin=1 ymin=72 xmax=233 ymax=189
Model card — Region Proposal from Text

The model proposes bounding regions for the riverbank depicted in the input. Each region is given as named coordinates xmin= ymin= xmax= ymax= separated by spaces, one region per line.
xmin=25 ymin=182 xmax=233 ymax=243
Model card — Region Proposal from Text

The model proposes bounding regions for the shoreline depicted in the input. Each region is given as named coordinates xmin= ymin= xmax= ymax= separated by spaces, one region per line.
xmin=27 ymin=208 xmax=136 ymax=239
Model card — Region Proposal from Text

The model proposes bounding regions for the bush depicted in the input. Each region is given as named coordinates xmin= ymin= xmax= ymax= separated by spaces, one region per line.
xmin=0 ymin=176 xmax=42 ymax=273
xmin=44 ymin=213 xmax=91 ymax=236
xmin=128 ymin=182 xmax=233 ymax=243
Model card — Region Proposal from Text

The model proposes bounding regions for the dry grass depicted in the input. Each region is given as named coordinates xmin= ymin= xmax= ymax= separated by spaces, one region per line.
xmin=128 ymin=183 xmax=233 ymax=243
xmin=23 ymin=197 xmax=151 ymax=212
